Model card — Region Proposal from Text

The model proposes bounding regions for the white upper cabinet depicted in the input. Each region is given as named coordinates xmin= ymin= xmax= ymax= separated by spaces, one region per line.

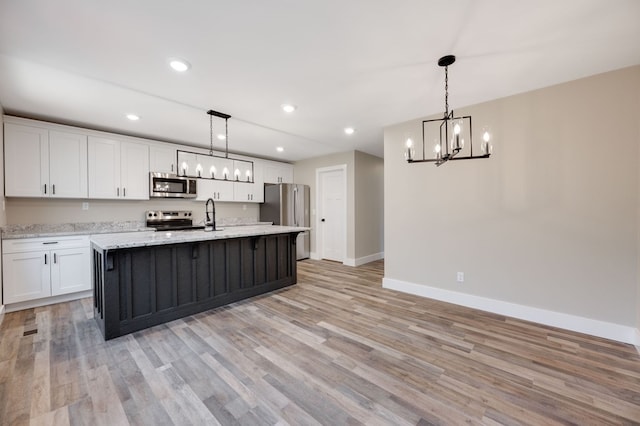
xmin=232 ymin=159 xmax=254 ymax=183
xmin=48 ymin=131 xmax=88 ymax=198
xmin=88 ymin=137 xmax=149 ymax=199
xmin=234 ymin=159 xmax=263 ymax=203
xmin=263 ymin=160 xmax=294 ymax=184
xmin=149 ymin=144 xmax=177 ymax=174
xmin=4 ymin=123 xmax=87 ymax=198
xmin=88 ymin=137 xmax=120 ymax=198
xmin=3 ymin=117 xmax=292 ymax=203
xmin=121 ymin=142 xmax=150 ymax=199
xmin=177 ymin=151 xmax=198 ymax=177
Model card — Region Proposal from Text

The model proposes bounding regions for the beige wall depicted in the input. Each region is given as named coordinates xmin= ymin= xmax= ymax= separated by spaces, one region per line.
xmin=0 ymin=106 xmax=5 ymax=308
xmin=5 ymin=198 xmax=258 ymax=226
xmin=294 ymin=151 xmax=355 ymax=259
xmin=638 ymin=75 xmax=640 ymax=337
xmin=384 ymin=66 xmax=640 ymax=327
xmin=354 ymin=151 xmax=384 ymax=258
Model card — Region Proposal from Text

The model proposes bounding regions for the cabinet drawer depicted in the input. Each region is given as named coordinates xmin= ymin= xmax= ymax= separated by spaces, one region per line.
xmin=2 ymin=235 xmax=90 ymax=253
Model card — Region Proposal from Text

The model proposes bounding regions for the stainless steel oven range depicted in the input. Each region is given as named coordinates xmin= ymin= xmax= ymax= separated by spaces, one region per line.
xmin=145 ymin=210 xmax=204 ymax=231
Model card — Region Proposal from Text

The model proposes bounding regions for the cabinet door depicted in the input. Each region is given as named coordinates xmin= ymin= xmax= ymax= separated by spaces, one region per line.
xmin=50 ymin=247 xmax=91 ymax=296
xmin=121 ymin=142 xmax=150 ymax=200
xmin=149 ymin=144 xmax=177 ymax=174
xmin=4 ymin=123 xmax=49 ymax=197
xmin=233 ymin=159 xmax=253 ymax=183
xmin=49 ymin=131 xmax=88 ymax=198
xmin=196 ymin=179 xmax=234 ymax=201
xmin=263 ymin=161 xmax=294 ymax=184
xmin=251 ymin=160 xmax=264 ymax=203
xmin=233 ymin=160 xmax=263 ymax=203
xmin=280 ymin=165 xmax=294 ymax=183
xmin=211 ymin=157 xmax=234 ymax=181
xmin=88 ymin=136 xmax=121 ymax=199
xmin=177 ymin=151 xmax=198 ymax=177
xmin=196 ymin=154 xmax=216 ymax=179
xmin=2 ymin=251 xmax=51 ymax=304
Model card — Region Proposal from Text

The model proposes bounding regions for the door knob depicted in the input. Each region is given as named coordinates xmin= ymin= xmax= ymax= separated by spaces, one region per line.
xmin=321 ymin=218 xmax=325 ymax=222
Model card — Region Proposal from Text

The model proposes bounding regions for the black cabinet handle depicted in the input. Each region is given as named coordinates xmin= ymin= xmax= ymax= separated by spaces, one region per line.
xmin=53 ymin=253 xmax=57 ymax=263
xmin=52 ymin=184 xmax=56 ymax=195
xmin=44 ymin=184 xmax=47 ymax=194
xmin=42 ymin=241 xmax=58 ymax=245
xmin=44 ymin=254 xmax=47 ymax=265
xmin=321 ymin=218 xmax=325 ymax=222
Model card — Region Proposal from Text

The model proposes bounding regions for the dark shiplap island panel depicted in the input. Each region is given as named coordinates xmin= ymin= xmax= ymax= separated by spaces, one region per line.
xmin=93 ymin=232 xmax=300 ymax=339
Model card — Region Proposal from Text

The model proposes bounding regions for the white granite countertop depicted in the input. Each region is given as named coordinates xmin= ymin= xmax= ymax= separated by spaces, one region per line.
xmin=90 ymin=225 xmax=310 ymax=251
xmin=1 ymin=219 xmax=274 ymax=240
xmin=1 ymin=221 xmax=152 ymax=239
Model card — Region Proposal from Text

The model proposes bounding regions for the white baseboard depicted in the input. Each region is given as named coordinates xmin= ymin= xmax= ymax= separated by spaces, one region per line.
xmin=0 ymin=304 xmax=5 ymax=328
xmin=383 ymin=277 xmax=637 ymax=345
xmin=5 ymin=290 xmax=92 ymax=313
xmin=635 ymin=329 xmax=640 ymax=355
xmin=344 ymin=252 xmax=384 ymax=267
xmin=310 ymin=251 xmax=320 ymax=260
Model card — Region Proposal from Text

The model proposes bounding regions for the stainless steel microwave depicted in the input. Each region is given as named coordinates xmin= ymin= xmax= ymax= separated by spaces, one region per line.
xmin=149 ymin=172 xmax=197 ymax=198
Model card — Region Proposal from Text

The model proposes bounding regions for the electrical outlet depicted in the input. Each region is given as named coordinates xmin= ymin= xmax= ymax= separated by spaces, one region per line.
xmin=457 ymin=272 xmax=464 ymax=283
xmin=82 ymin=202 xmax=89 ymax=210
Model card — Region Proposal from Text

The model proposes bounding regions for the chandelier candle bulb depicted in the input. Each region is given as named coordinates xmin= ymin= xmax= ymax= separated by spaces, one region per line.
xmin=404 ymin=138 xmax=414 ymax=161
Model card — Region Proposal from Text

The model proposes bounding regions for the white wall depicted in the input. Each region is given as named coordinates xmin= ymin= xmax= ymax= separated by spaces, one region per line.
xmin=384 ymin=66 xmax=640 ymax=342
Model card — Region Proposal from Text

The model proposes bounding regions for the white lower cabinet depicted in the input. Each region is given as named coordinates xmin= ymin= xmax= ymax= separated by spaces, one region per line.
xmin=2 ymin=236 xmax=91 ymax=305
xmin=2 ymin=251 xmax=50 ymax=303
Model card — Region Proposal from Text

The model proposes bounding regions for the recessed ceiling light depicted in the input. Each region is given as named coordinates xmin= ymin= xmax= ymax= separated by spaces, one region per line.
xmin=126 ymin=114 xmax=140 ymax=121
xmin=169 ymin=58 xmax=190 ymax=72
xmin=217 ymin=134 xmax=226 ymax=140
xmin=276 ymin=147 xmax=284 ymax=152
xmin=281 ymin=104 xmax=296 ymax=113
xmin=344 ymin=127 xmax=355 ymax=135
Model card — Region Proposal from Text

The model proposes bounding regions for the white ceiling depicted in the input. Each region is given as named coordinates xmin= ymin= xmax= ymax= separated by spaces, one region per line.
xmin=0 ymin=0 xmax=638 ymax=162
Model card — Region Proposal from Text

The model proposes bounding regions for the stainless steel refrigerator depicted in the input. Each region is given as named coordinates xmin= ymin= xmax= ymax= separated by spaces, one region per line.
xmin=260 ymin=183 xmax=310 ymax=260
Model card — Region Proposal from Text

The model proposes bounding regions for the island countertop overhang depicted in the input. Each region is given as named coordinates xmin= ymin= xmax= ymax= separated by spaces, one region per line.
xmin=90 ymin=225 xmax=310 ymax=251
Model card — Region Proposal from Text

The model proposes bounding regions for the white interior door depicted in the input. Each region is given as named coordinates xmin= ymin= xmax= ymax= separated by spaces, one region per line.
xmin=318 ymin=167 xmax=346 ymax=262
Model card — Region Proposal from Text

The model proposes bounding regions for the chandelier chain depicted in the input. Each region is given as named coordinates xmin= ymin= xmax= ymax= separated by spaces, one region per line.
xmin=209 ymin=112 xmax=214 ymax=156
xmin=225 ymin=117 xmax=229 ymax=158
xmin=444 ymin=66 xmax=449 ymax=117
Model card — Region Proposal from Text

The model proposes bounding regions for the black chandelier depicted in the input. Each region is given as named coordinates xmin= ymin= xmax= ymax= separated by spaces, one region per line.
xmin=405 ymin=55 xmax=493 ymax=166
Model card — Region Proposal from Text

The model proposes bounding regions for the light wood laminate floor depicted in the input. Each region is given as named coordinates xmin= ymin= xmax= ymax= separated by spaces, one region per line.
xmin=1 ymin=259 xmax=639 ymax=425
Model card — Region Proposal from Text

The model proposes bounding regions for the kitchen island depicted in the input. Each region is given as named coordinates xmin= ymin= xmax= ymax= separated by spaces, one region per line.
xmin=91 ymin=225 xmax=307 ymax=340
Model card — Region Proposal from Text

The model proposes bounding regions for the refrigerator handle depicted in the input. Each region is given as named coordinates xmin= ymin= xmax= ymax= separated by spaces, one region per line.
xmin=293 ymin=186 xmax=298 ymax=226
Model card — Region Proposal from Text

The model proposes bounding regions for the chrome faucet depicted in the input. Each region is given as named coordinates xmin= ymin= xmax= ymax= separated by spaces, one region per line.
xmin=205 ymin=198 xmax=216 ymax=231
